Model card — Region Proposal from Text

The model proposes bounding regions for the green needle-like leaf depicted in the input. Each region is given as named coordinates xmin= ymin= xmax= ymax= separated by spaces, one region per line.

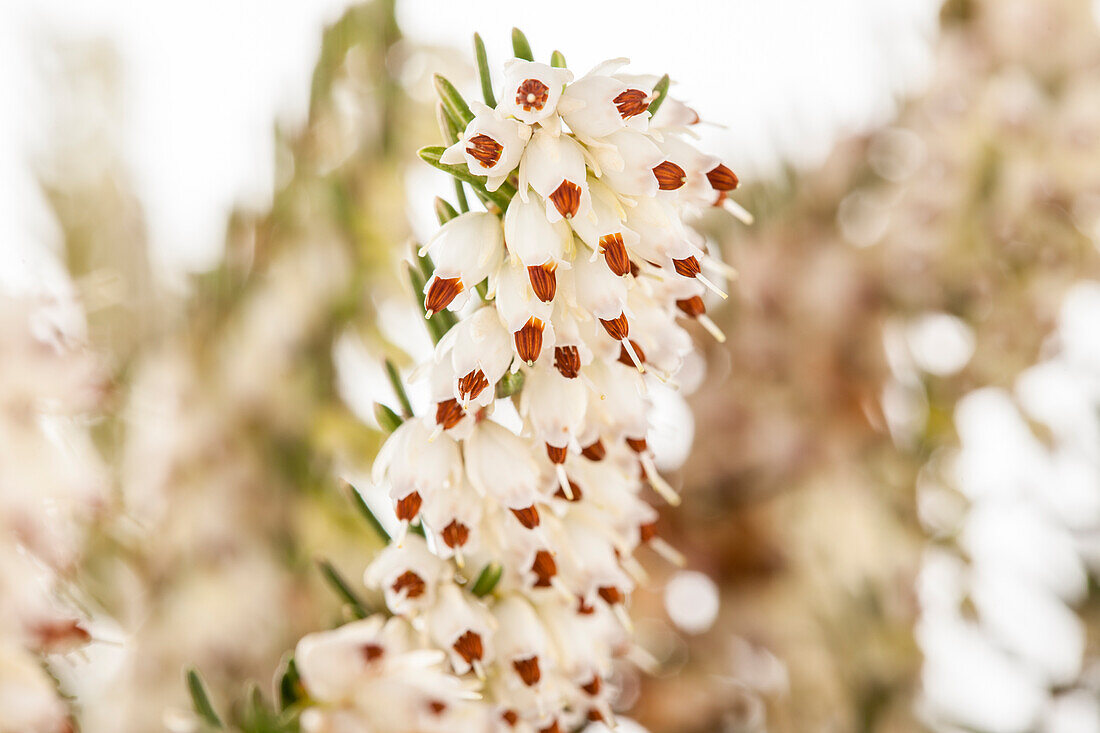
xmin=496 ymin=369 xmax=525 ymax=398
xmin=433 ymin=74 xmax=474 ymax=127
xmin=434 ymin=197 xmax=459 ymax=225
xmin=473 ymin=33 xmax=496 ymax=107
xmin=418 ymin=146 xmax=512 ymax=210
xmin=383 ymin=358 xmax=413 ymax=418
xmin=186 ymin=669 xmax=224 ymax=729
xmin=511 ymin=28 xmax=534 ymax=61
xmin=276 ymin=655 xmax=305 ymax=712
xmin=647 ymin=73 xmax=671 ymax=117
xmin=471 ymin=562 xmax=503 ymax=597
xmin=373 ymin=402 xmax=404 ymax=434
xmin=316 ymin=558 xmax=369 ymax=619
xmin=550 ymin=50 xmax=566 ymax=68
xmin=346 ymin=480 xmax=393 ymax=542
xmin=454 ymin=180 xmax=469 ymax=213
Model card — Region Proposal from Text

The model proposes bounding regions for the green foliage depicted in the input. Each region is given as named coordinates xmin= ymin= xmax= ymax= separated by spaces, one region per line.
xmin=316 ymin=558 xmax=371 ymax=619
xmin=470 ymin=562 xmax=503 ymax=597
xmin=187 ymin=669 xmax=224 ymax=729
xmin=473 ymin=33 xmax=496 ymax=106
xmin=647 ymin=73 xmax=671 ymax=117
xmin=511 ymin=27 xmax=534 ymax=61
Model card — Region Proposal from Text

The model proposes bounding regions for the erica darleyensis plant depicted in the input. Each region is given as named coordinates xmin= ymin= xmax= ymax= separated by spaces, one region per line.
xmin=289 ymin=30 xmax=747 ymax=733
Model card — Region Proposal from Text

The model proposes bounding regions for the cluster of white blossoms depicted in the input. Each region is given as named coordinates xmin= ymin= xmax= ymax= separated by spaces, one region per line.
xmin=0 ymin=297 xmax=106 ymax=733
xmin=917 ymin=283 xmax=1100 ymax=732
xmin=295 ymin=38 xmax=745 ymax=733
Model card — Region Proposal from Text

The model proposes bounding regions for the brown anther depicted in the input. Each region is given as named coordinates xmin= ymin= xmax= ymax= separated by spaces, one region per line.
xmin=441 ymin=520 xmax=470 ymax=548
xmin=516 ymin=79 xmax=550 ymax=112
xmin=598 ymin=232 xmax=631 ymax=276
xmin=581 ymin=676 xmax=602 ymax=696
xmin=458 ymin=369 xmax=489 ymax=401
xmin=527 ymin=262 xmax=558 ymax=302
xmin=577 ymin=597 xmax=596 ymax=615
xmin=553 ymin=345 xmax=581 ymax=378
xmin=435 ymin=398 xmax=466 ymax=430
xmin=548 ymin=180 xmax=582 ymax=219
xmin=531 ymin=550 xmax=557 ymax=587
xmin=513 ymin=655 xmax=542 ymax=686
xmin=626 ymin=436 xmax=648 ymax=453
xmin=554 ymin=479 xmax=582 ymax=502
xmin=539 ymin=721 xmax=562 ymax=733
xmin=515 ymin=317 xmax=544 ymax=364
xmin=545 ymin=443 xmax=567 ymax=464
xmin=392 ymin=570 xmax=426 ymax=599
xmin=510 ymin=505 xmax=541 ymax=529
xmin=629 ymin=260 xmax=641 ymax=278
xmin=30 ymin=620 xmax=91 ymax=651
xmin=581 ymin=439 xmax=606 ymax=462
xmin=676 ymin=295 xmax=706 ymax=318
xmin=653 ymin=160 xmax=688 ymax=191
xmin=502 ymin=711 xmax=520 ymax=727
xmin=453 ymin=630 xmax=484 ymax=663
xmin=428 ymin=700 xmax=448 ymax=715
xmin=706 ymin=163 xmax=739 ymax=191
xmin=587 ymin=709 xmax=605 ymax=723
xmin=466 ymin=133 xmax=504 ymax=168
xmin=639 ymin=521 xmax=658 ymax=543
xmin=673 ymin=255 xmax=702 ymax=278
xmin=599 ymin=313 xmax=629 ymax=341
xmin=617 ymin=340 xmax=646 ymax=367
xmin=614 ymin=88 xmax=649 ymax=119
xmin=361 ymin=643 xmax=385 ymax=663
xmin=395 ymin=491 xmax=422 ymax=521
xmin=425 ymin=276 xmax=463 ymax=315
xmin=598 ymin=586 xmax=624 ymax=605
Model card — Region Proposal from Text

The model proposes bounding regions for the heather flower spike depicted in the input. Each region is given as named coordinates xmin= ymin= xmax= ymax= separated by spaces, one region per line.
xmin=296 ymin=29 xmax=750 ymax=732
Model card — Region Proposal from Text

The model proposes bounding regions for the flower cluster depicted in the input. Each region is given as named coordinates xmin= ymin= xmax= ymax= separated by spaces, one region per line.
xmin=295 ymin=34 xmax=745 ymax=733
xmin=917 ymin=282 xmax=1100 ymax=732
xmin=0 ymin=297 xmax=106 ymax=733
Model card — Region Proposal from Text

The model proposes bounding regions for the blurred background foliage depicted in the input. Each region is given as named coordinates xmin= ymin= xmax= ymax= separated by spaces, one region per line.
xmin=26 ymin=0 xmax=1100 ymax=731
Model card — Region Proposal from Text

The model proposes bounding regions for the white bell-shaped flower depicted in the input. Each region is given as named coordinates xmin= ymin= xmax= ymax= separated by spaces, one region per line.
xmin=538 ymin=598 xmax=612 ymax=688
xmin=464 ymin=419 xmax=544 ymax=510
xmin=559 ymin=521 xmax=634 ymax=610
xmin=520 ymin=363 xmax=587 ymax=457
xmin=426 ymin=356 xmax=473 ymax=439
xmin=372 ymin=418 xmax=464 ymax=523
xmin=427 ymin=583 xmax=496 ymax=675
xmin=444 ymin=306 xmax=514 ymax=407
xmin=421 ymin=211 xmax=504 ymax=315
xmin=560 ymin=65 xmax=631 ymax=141
xmin=548 ymin=300 xmax=594 ymax=380
xmin=440 ymin=101 xmax=531 ymax=191
xmin=591 ymin=129 xmax=663 ymax=198
xmin=503 ymin=194 xmax=572 ymax=303
xmin=571 ymin=254 xmax=644 ymax=371
xmin=421 ymin=479 xmax=483 ymax=565
xmin=295 ymin=615 xmax=403 ymax=702
xmin=493 ymin=265 xmax=556 ymax=365
xmin=568 ymin=179 xmax=640 ymax=277
xmin=364 ymin=534 xmax=450 ymax=616
xmin=584 ymin=362 xmax=648 ymax=441
xmin=492 ymin=595 xmax=553 ymax=688
xmin=498 ymin=60 xmax=573 ymax=126
xmin=518 ymin=129 xmax=591 ymax=223
xmin=654 ymin=134 xmax=720 ymax=202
